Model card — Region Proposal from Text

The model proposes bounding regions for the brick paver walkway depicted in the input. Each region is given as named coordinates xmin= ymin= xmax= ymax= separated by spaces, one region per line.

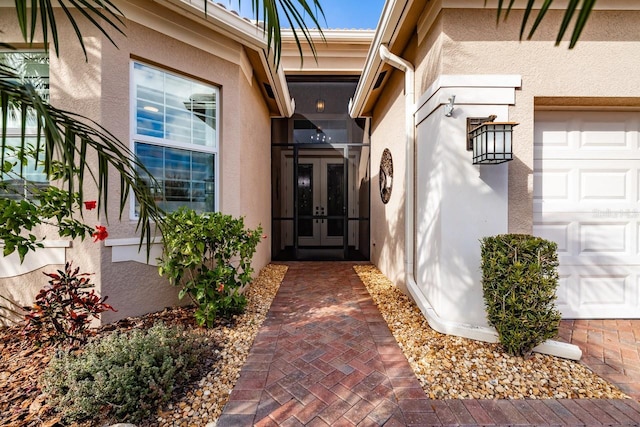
xmin=559 ymin=319 xmax=640 ymax=401
xmin=218 ymin=262 xmax=640 ymax=426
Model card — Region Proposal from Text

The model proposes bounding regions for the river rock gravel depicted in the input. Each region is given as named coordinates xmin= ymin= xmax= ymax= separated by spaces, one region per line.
xmin=353 ymin=264 xmax=629 ymax=401
xmin=1 ymin=263 xmax=630 ymax=427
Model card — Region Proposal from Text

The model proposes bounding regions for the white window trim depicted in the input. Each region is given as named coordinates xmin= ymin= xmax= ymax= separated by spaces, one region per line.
xmin=129 ymin=60 xmax=220 ymax=220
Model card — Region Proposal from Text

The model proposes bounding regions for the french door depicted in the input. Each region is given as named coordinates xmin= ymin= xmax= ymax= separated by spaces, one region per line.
xmin=296 ymin=157 xmax=345 ymax=247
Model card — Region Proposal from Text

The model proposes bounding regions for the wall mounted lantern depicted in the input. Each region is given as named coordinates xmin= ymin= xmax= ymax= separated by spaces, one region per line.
xmin=467 ymin=115 xmax=518 ymax=164
xmin=315 ymin=98 xmax=325 ymax=113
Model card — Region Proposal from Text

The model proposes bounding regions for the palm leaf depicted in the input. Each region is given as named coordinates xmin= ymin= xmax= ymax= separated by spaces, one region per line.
xmin=233 ymin=0 xmax=326 ymax=67
xmin=493 ymin=0 xmax=597 ymax=48
xmin=13 ymin=0 xmax=125 ymax=60
xmin=0 ymin=66 xmax=163 ymax=257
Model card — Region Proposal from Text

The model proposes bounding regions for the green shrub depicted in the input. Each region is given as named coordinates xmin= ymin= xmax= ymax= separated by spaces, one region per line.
xmin=158 ymin=208 xmax=263 ymax=327
xmin=41 ymin=323 xmax=203 ymax=424
xmin=480 ymin=234 xmax=561 ymax=357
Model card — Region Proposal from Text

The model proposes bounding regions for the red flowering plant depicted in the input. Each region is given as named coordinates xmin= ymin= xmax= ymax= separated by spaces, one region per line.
xmin=1 ymin=148 xmax=108 ymax=262
xmin=23 ymin=262 xmax=116 ymax=346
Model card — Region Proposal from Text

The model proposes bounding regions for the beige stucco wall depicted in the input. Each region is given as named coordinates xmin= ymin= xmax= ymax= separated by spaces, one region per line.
xmin=369 ymin=59 xmax=409 ymax=292
xmin=368 ymin=5 xmax=640 ymax=304
xmin=438 ymin=8 xmax=640 ymax=234
xmin=0 ymin=9 xmax=106 ymax=322
xmin=0 ymin=7 xmax=274 ymax=324
xmin=369 ymin=18 xmax=447 ymax=291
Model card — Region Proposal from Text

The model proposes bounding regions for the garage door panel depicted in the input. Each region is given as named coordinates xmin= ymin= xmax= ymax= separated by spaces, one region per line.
xmin=534 ymin=159 xmax=639 ymax=211
xmin=579 ymin=223 xmax=629 ymax=255
xmin=535 ymin=111 xmax=640 ymax=318
xmin=580 ymin=120 xmax=632 ymax=149
xmin=533 ymin=222 xmax=570 ymax=254
xmin=555 ymin=265 xmax=638 ymax=318
xmin=533 ymin=169 xmax=570 ymax=202
xmin=579 ymin=170 xmax=629 ymax=201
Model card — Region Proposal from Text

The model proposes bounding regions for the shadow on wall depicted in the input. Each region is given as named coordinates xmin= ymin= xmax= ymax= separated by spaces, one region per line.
xmin=371 ymin=152 xmax=407 ymax=293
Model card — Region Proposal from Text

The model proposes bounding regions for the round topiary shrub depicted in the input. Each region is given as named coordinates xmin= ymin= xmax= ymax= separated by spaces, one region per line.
xmin=480 ymin=234 xmax=561 ymax=358
xmin=41 ymin=323 xmax=204 ymax=424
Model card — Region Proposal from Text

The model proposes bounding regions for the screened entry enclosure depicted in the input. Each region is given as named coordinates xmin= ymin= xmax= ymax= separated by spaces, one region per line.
xmin=271 ymin=79 xmax=370 ymax=260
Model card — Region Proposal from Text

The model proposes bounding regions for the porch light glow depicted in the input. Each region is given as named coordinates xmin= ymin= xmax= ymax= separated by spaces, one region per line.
xmin=315 ymin=98 xmax=325 ymax=113
xmin=467 ymin=116 xmax=517 ymax=165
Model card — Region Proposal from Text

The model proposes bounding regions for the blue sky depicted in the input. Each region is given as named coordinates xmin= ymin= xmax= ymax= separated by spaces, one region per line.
xmin=228 ymin=0 xmax=385 ymax=30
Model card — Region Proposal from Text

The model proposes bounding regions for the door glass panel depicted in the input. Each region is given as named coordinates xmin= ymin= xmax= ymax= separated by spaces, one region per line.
xmin=326 ymin=163 xmax=344 ymax=237
xmin=297 ymin=163 xmax=314 ymax=237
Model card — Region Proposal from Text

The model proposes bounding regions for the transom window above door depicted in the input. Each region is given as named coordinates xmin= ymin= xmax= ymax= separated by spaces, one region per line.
xmin=131 ymin=62 xmax=219 ymax=216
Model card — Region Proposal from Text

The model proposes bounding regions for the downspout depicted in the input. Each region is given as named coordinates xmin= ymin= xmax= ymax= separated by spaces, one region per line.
xmin=378 ymin=45 xmax=581 ymax=360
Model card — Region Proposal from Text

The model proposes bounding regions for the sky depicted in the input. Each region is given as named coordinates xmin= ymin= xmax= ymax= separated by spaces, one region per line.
xmin=227 ymin=0 xmax=386 ymax=30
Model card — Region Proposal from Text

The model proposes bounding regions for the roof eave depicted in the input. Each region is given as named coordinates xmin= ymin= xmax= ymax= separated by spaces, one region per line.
xmin=152 ymin=0 xmax=294 ymax=117
xmin=349 ymin=0 xmax=414 ymax=118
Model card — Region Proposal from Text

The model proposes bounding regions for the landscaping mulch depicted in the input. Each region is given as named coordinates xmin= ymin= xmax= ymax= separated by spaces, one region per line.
xmin=0 ymin=264 xmax=288 ymax=427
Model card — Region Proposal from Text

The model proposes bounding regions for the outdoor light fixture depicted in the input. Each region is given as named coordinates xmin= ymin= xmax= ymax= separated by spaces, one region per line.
xmin=444 ymin=95 xmax=455 ymax=117
xmin=315 ymin=98 xmax=325 ymax=113
xmin=467 ymin=115 xmax=517 ymax=164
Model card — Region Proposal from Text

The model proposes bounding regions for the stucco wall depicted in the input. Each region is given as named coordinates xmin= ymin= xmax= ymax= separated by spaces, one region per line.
xmin=369 ymin=62 xmax=409 ymax=292
xmin=238 ymin=68 xmax=272 ymax=271
xmin=439 ymin=8 xmax=640 ymax=233
xmin=0 ymin=7 xmax=273 ymax=324
xmin=0 ymin=9 xmax=106 ymax=323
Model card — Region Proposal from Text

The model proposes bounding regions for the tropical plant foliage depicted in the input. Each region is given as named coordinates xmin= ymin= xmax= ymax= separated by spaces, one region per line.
xmin=158 ymin=208 xmax=263 ymax=327
xmin=238 ymin=0 xmax=326 ymax=66
xmin=1 ymin=0 xmax=325 ymax=259
xmin=23 ymin=262 xmax=116 ymax=346
xmin=495 ymin=0 xmax=597 ymax=48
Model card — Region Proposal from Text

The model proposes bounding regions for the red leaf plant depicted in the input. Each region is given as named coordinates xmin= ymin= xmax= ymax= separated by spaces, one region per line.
xmin=23 ymin=262 xmax=116 ymax=346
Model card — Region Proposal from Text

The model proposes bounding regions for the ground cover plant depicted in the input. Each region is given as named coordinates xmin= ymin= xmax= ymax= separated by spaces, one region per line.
xmin=42 ymin=323 xmax=205 ymax=424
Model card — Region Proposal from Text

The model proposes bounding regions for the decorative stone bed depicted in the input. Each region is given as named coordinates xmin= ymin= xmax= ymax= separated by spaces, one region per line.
xmin=0 ymin=263 xmax=627 ymax=427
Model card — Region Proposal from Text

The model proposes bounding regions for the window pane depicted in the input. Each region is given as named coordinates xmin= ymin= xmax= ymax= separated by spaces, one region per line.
xmin=135 ymin=142 xmax=214 ymax=214
xmin=133 ymin=62 xmax=217 ymax=148
xmin=0 ymin=51 xmax=49 ymax=128
xmin=0 ymin=52 xmax=49 ymax=200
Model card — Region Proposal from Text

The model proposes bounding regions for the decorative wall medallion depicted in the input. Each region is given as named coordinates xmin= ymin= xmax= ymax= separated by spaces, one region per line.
xmin=379 ymin=148 xmax=393 ymax=204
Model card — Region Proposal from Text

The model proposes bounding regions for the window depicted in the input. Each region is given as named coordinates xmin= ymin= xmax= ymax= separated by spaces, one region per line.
xmin=0 ymin=51 xmax=49 ymax=199
xmin=131 ymin=62 xmax=218 ymax=216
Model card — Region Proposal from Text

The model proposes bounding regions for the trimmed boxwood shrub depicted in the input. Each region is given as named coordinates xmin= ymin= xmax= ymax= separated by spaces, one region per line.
xmin=480 ymin=234 xmax=561 ymax=357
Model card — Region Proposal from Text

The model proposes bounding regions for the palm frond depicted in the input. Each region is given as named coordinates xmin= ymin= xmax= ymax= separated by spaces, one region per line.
xmin=235 ymin=0 xmax=326 ymax=67
xmin=0 ymin=65 xmax=163 ymax=257
xmin=493 ymin=0 xmax=597 ymax=48
xmin=13 ymin=0 xmax=126 ymax=60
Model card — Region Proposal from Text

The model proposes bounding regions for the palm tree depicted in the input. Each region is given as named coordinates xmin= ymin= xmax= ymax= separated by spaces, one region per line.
xmin=496 ymin=0 xmax=596 ymax=49
xmin=0 ymin=0 xmax=325 ymax=257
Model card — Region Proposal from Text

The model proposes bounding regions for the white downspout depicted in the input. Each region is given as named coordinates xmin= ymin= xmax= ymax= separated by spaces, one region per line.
xmin=378 ymin=45 xmax=580 ymax=360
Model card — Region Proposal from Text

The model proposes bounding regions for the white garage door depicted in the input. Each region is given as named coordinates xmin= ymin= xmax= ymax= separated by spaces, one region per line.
xmin=534 ymin=111 xmax=640 ymax=318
